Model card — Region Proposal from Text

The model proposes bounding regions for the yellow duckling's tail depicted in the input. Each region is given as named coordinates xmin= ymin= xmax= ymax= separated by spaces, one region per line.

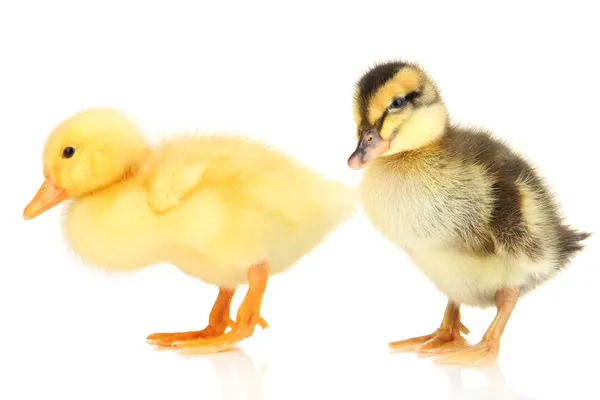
xmin=260 ymin=167 xmax=358 ymax=274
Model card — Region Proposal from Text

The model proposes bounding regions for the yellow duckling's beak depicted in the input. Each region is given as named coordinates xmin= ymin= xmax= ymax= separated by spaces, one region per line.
xmin=23 ymin=177 xmax=71 ymax=220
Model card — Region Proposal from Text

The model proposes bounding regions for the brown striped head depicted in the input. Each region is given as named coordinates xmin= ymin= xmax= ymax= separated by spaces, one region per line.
xmin=348 ymin=60 xmax=448 ymax=170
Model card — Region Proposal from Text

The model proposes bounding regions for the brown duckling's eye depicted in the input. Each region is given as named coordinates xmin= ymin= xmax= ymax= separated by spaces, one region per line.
xmin=62 ymin=146 xmax=75 ymax=159
xmin=388 ymin=97 xmax=406 ymax=110
xmin=367 ymin=136 xmax=373 ymax=142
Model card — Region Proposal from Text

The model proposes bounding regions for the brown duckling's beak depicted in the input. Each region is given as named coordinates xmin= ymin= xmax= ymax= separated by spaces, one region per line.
xmin=347 ymin=128 xmax=390 ymax=170
xmin=23 ymin=177 xmax=70 ymax=220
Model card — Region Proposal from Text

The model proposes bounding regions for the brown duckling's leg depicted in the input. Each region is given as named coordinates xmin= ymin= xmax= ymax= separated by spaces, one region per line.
xmin=389 ymin=300 xmax=470 ymax=353
xmin=146 ymin=287 xmax=236 ymax=346
xmin=434 ymin=288 xmax=519 ymax=367
xmin=168 ymin=261 xmax=270 ymax=354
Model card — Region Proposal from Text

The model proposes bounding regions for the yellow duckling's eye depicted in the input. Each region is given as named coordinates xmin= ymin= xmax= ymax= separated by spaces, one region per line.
xmin=62 ymin=146 xmax=76 ymax=159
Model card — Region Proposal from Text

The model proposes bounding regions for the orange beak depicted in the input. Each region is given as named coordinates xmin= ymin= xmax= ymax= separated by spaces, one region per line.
xmin=23 ymin=177 xmax=70 ymax=220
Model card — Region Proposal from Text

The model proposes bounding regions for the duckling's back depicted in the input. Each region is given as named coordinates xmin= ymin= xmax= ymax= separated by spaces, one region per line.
xmin=148 ymin=134 xmax=356 ymax=286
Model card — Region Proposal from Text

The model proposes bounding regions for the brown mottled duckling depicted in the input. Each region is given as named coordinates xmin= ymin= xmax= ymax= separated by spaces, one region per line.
xmin=347 ymin=60 xmax=590 ymax=366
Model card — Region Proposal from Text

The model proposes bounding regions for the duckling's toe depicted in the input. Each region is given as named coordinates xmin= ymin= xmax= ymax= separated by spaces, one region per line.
xmin=389 ymin=328 xmax=468 ymax=354
xmin=147 ymin=318 xmax=235 ymax=347
xmin=432 ymin=340 xmax=499 ymax=367
xmin=147 ymin=328 xmax=220 ymax=346
xmin=169 ymin=311 xmax=268 ymax=354
xmin=418 ymin=333 xmax=470 ymax=355
xmin=170 ymin=326 xmax=255 ymax=354
xmin=389 ymin=332 xmax=439 ymax=352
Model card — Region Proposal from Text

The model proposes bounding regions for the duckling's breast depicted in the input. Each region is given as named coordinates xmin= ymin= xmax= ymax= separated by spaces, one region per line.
xmin=360 ymin=154 xmax=494 ymax=251
xmin=63 ymin=185 xmax=162 ymax=271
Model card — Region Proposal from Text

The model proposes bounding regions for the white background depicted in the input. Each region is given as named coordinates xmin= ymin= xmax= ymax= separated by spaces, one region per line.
xmin=1 ymin=1 xmax=599 ymax=399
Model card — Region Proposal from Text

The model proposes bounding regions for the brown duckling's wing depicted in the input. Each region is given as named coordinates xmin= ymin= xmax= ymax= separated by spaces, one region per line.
xmin=442 ymin=126 xmax=590 ymax=262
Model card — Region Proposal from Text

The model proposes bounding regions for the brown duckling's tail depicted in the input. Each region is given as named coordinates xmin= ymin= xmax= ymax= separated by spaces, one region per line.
xmin=557 ymin=225 xmax=592 ymax=264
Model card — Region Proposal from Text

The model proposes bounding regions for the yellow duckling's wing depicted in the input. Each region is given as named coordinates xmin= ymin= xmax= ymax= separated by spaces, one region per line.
xmin=144 ymin=134 xmax=207 ymax=214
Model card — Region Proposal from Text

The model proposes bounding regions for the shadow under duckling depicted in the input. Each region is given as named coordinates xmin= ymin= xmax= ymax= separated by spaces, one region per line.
xmin=347 ymin=60 xmax=590 ymax=366
xmin=23 ymin=107 xmax=356 ymax=354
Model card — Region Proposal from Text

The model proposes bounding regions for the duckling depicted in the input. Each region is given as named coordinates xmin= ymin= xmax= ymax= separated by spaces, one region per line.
xmin=347 ymin=60 xmax=590 ymax=366
xmin=23 ymin=107 xmax=356 ymax=354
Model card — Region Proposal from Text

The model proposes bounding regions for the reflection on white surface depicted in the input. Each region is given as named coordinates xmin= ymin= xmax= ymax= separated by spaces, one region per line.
xmin=206 ymin=350 xmax=267 ymax=400
xmin=182 ymin=347 xmax=536 ymax=400
xmin=443 ymin=363 xmax=535 ymax=400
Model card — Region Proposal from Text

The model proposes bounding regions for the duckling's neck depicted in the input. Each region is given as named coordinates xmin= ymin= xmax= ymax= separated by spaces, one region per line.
xmin=383 ymin=103 xmax=448 ymax=156
xmin=82 ymin=164 xmax=141 ymax=198
xmin=79 ymin=146 xmax=151 ymax=198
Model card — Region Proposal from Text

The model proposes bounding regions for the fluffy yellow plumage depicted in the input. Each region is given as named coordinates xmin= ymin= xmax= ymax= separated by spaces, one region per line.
xmin=24 ymin=107 xmax=356 ymax=353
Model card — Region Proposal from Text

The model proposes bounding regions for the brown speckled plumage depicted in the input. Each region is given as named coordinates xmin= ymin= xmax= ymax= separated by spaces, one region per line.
xmin=352 ymin=59 xmax=590 ymax=307
xmin=350 ymin=59 xmax=591 ymax=365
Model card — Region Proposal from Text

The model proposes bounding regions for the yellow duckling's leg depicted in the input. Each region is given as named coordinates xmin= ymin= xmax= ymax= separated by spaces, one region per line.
xmin=389 ymin=300 xmax=470 ymax=354
xmin=169 ymin=261 xmax=270 ymax=354
xmin=146 ymin=288 xmax=236 ymax=346
xmin=433 ymin=288 xmax=519 ymax=367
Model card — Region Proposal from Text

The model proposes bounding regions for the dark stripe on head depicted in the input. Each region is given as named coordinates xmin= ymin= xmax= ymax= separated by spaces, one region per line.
xmin=355 ymin=61 xmax=407 ymax=128
xmin=405 ymin=90 xmax=420 ymax=104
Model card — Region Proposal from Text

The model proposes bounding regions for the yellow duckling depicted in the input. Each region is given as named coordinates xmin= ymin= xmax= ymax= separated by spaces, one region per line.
xmin=23 ymin=108 xmax=356 ymax=353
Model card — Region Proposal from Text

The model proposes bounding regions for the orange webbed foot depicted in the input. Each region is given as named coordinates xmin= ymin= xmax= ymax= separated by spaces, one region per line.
xmin=389 ymin=302 xmax=470 ymax=354
xmin=146 ymin=317 xmax=235 ymax=347
xmin=417 ymin=332 xmax=471 ymax=355
xmin=433 ymin=340 xmax=500 ymax=367
xmin=147 ymin=287 xmax=236 ymax=348
xmin=389 ymin=327 xmax=470 ymax=354
xmin=170 ymin=315 xmax=269 ymax=354
xmin=388 ymin=331 xmax=439 ymax=352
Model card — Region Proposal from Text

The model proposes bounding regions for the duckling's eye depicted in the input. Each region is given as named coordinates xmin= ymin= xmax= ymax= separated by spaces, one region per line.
xmin=62 ymin=146 xmax=75 ymax=159
xmin=388 ymin=97 xmax=406 ymax=110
